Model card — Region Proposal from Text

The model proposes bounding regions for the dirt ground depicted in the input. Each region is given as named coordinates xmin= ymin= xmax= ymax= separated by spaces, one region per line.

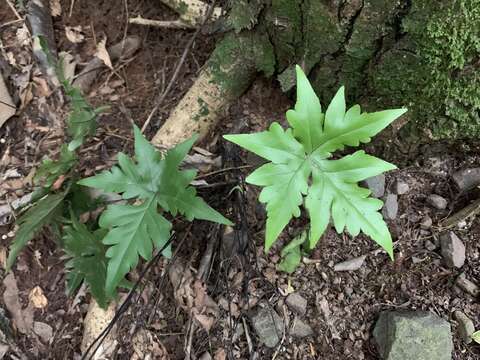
xmin=1 ymin=0 xmax=479 ymax=359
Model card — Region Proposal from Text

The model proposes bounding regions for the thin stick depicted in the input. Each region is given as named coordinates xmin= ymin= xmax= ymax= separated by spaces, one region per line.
xmin=129 ymin=16 xmax=193 ymax=29
xmin=141 ymin=0 xmax=217 ymax=134
xmin=5 ymin=0 xmax=22 ymax=21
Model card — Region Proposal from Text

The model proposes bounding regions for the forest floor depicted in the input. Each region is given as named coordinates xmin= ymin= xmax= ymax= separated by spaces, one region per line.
xmin=0 ymin=0 xmax=479 ymax=359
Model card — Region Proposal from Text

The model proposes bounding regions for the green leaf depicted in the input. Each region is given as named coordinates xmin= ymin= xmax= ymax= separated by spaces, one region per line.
xmin=224 ymin=122 xmax=304 ymax=164
xmin=278 ymin=231 xmax=307 ymax=273
xmin=35 ymin=145 xmax=77 ymax=188
xmin=99 ymin=197 xmax=171 ymax=296
xmin=247 ymin=160 xmax=310 ymax=251
xmin=79 ymin=125 xmax=232 ymax=294
xmin=7 ymin=193 xmax=65 ymax=270
xmin=472 ymin=330 xmax=480 ymax=344
xmin=63 ymin=215 xmax=111 ymax=309
xmin=286 ymin=65 xmax=323 ymax=153
xmin=224 ymin=65 xmax=406 ymax=265
xmin=80 ymin=126 xmax=232 ymax=225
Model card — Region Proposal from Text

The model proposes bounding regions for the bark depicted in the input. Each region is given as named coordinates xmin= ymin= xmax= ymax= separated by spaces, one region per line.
xmin=153 ymin=0 xmax=480 ymax=147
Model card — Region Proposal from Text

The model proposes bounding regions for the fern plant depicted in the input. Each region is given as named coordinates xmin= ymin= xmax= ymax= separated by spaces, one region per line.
xmin=6 ymin=38 xmax=105 ymax=270
xmin=224 ymin=65 xmax=406 ymax=270
xmin=78 ymin=126 xmax=232 ymax=297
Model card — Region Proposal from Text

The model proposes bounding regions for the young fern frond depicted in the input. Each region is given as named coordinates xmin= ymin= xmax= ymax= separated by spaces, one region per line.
xmin=78 ymin=126 xmax=232 ymax=296
xmin=224 ymin=65 xmax=406 ymax=269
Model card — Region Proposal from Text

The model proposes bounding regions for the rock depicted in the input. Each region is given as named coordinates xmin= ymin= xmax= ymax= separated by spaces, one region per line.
xmin=455 ymin=273 xmax=479 ymax=297
xmin=452 ymin=168 xmax=480 ymax=192
xmin=285 ymin=293 xmax=307 ymax=316
xmin=365 ymin=175 xmax=386 ymax=198
xmin=251 ymin=307 xmax=283 ymax=348
xmin=427 ymin=194 xmax=448 ymax=210
xmin=33 ymin=321 xmax=53 ymax=343
xmin=382 ymin=194 xmax=398 ymax=220
xmin=334 ymin=255 xmax=366 ymax=272
xmin=199 ymin=352 xmax=212 ymax=360
xmin=453 ymin=311 xmax=475 ymax=344
xmin=440 ymin=232 xmax=466 ymax=268
xmin=290 ymin=319 xmax=313 ymax=338
xmin=396 ymin=180 xmax=410 ymax=195
xmin=373 ymin=311 xmax=453 ymax=360
xmin=424 ymin=240 xmax=437 ymax=251
xmin=420 ymin=215 xmax=433 ymax=229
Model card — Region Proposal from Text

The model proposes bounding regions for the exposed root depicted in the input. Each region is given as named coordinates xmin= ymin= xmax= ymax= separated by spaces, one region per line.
xmin=151 ymin=68 xmax=227 ymax=148
xmin=81 ymin=300 xmax=117 ymax=358
xmin=159 ymin=0 xmax=222 ymax=27
xmin=129 ymin=16 xmax=193 ymax=29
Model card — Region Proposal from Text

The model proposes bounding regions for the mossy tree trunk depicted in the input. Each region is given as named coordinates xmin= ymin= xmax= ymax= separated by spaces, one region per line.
xmin=153 ymin=0 xmax=480 ymax=145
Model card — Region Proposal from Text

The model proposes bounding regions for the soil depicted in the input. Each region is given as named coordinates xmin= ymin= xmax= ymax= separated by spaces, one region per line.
xmin=1 ymin=1 xmax=479 ymax=359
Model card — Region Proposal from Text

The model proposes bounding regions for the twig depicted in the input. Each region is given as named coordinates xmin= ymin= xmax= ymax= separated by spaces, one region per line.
xmin=129 ymin=16 xmax=193 ymax=29
xmin=195 ymin=165 xmax=252 ymax=180
xmin=242 ymin=316 xmax=253 ymax=355
xmin=271 ymin=304 xmax=288 ymax=360
xmin=141 ymin=0 xmax=218 ymax=134
xmin=5 ymin=0 xmax=22 ymax=21
xmin=81 ymin=234 xmax=177 ymax=360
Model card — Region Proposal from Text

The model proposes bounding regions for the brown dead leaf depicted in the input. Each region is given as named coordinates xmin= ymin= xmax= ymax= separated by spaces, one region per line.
xmin=16 ymin=25 xmax=31 ymax=47
xmin=193 ymin=313 xmax=215 ymax=332
xmin=28 ymin=286 xmax=48 ymax=309
xmin=50 ymin=0 xmax=62 ymax=16
xmin=59 ymin=52 xmax=76 ymax=83
xmin=65 ymin=26 xmax=85 ymax=43
xmin=52 ymin=175 xmax=66 ymax=190
xmin=0 ymin=246 xmax=7 ymax=269
xmin=32 ymin=76 xmax=51 ymax=97
xmin=213 ymin=348 xmax=226 ymax=360
xmin=3 ymin=273 xmax=33 ymax=334
xmin=0 ymin=74 xmax=16 ymax=128
xmin=95 ymin=37 xmax=113 ymax=70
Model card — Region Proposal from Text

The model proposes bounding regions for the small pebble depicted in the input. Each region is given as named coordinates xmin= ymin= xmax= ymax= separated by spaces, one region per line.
xmin=382 ymin=194 xmax=398 ymax=220
xmin=453 ymin=311 xmax=475 ymax=344
xmin=420 ymin=215 xmax=433 ymax=229
xmin=427 ymin=194 xmax=448 ymax=210
xmin=455 ymin=273 xmax=479 ymax=297
xmin=440 ymin=232 xmax=466 ymax=268
xmin=424 ymin=240 xmax=437 ymax=251
xmin=396 ymin=180 xmax=410 ymax=195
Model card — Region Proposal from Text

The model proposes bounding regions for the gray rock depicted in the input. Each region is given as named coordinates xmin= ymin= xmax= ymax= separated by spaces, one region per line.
xmin=33 ymin=322 xmax=53 ymax=343
xmin=420 ymin=215 xmax=433 ymax=229
xmin=0 ymin=308 xmax=11 ymax=340
xmin=373 ymin=311 xmax=453 ymax=360
xmin=396 ymin=180 xmax=410 ymax=195
xmin=334 ymin=255 xmax=366 ymax=272
xmin=285 ymin=293 xmax=307 ymax=316
xmin=365 ymin=174 xmax=386 ymax=198
xmin=455 ymin=273 xmax=479 ymax=297
xmin=453 ymin=311 xmax=475 ymax=344
xmin=427 ymin=194 xmax=448 ymax=210
xmin=452 ymin=168 xmax=480 ymax=192
xmin=440 ymin=232 xmax=466 ymax=268
xmin=291 ymin=319 xmax=313 ymax=338
xmin=251 ymin=307 xmax=283 ymax=348
xmin=382 ymin=194 xmax=398 ymax=220
xmin=424 ymin=240 xmax=437 ymax=251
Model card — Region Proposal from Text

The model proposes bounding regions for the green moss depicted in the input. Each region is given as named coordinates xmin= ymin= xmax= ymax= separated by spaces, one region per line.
xmin=302 ymin=0 xmax=344 ymax=71
xmin=193 ymin=97 xmax=210 ymax=122
xmin=265 ymin=0 xmax=303 ymax=72
xmin=371 ymin=0 xmax=480 ymax=139
xmin=228 ymin=0 xmax=264 ymax=33
xmin=207 ymin=32 xmax=275 ymax=98
xmin=338 ymin=0 xmax=398 ymax=100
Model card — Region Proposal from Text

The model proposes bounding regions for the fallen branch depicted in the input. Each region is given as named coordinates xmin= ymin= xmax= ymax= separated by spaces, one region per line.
xmin=129 ymin=16 xmax=193 ymax=29
xmin=72 ymin=36 xmax=141 ymax=93
xmin=159 ymin=0 xmax=222 ymax=27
